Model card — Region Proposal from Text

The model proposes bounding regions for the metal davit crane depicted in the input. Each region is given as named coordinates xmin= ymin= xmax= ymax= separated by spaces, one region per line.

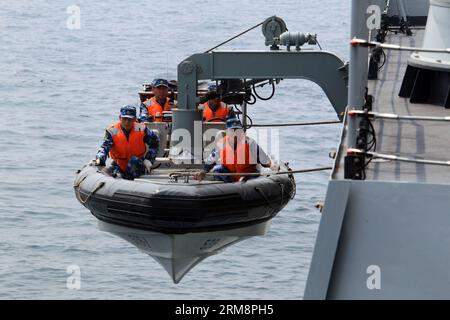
xmin=170 ymin=16 xmax=349 ymax=164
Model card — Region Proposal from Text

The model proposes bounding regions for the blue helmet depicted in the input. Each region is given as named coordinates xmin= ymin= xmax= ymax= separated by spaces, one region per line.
xmin=151 ymin=78 xmax=169 ymax=88
xmin=207 ymin=82 xmax=218 ymax=93
xmin=120 ymin=105 xmax=137 ymax=118
xmin=226 ymin=118 xmax=242 ymax=129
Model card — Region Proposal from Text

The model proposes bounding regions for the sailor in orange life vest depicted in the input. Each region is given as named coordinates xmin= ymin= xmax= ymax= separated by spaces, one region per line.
xmin=89 ymin=105 xmax=159 ymax=180
xmin=139 ymin=78 xmax=174 ymax=122
xmin=200 ymin=82 xmax=236 ymax=122
xmin=195 ymin=118 xmax=279 ymax=183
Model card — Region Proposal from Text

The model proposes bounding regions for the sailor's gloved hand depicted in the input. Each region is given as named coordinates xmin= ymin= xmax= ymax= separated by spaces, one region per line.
xmin=143 ymin=159 xmax=153 ymax=174
xmin=194 ymin=170 xmax=207 ymax=181
xmin=88 ymin=158 xmax=102 ymax=166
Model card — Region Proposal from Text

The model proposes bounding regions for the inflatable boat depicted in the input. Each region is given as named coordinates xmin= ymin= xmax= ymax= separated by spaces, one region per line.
xmin=73 ymin=83 xmax=297 ymax=282
xmin=74 ymin=111 xmax=296 ymax=234
xmin=74 ymin=162 xmax=295 ymax=234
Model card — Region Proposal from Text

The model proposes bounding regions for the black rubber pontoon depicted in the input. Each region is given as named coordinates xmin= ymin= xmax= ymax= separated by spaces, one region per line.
xmin=74 ymin=164 xmax=295 ymax=234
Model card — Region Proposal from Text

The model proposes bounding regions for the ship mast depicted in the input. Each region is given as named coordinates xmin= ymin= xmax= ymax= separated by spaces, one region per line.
xmin=347 ymin=0 xmax=370 ymax=149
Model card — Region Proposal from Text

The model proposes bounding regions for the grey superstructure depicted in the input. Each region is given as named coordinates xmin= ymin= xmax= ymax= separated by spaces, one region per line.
xmin=305 ymin=0 xmax=450 ymax=299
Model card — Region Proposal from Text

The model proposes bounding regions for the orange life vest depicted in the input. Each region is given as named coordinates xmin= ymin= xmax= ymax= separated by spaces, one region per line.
xmin=220 ymin=137 xmax=257 ymax=182
xmin=109 ymin=122 xmax=147 ymax=172
xmin=203 ymin=101 xmax=230 ymax=122
xmin=146 ymin=97 xmax=171 ymax=121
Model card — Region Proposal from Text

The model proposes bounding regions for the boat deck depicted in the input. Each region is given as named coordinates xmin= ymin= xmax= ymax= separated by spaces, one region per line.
xmin=335 ymin=29 xmax=450 ymax=183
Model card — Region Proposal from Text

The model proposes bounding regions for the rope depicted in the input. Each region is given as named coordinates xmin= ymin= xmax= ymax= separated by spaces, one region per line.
xmin=73 ymin=175 xmax=87 ymax=188
xmin=348 ymin=148 xmax=450 ymax=166
xmin=204 ymin=20 xmax=265 ymax=53
xmin=207 ymin=167 xmax=332 ymax=176
xmin=251 ymin=120 xmax=340 ymax=127
xmin=169 ymin=166 xmax=332 ymax=179
xmin=279 ymin=182 xmax=284 ymax=205
xmin=78 ymin=182 xmax=105 ymax=205
xmin=348 ymin=110 xmax=450 ymax=122
xmin=351 ymin=38 xmax=450 ymax=54
xmin=252 ymin=82 xmax=275 ymax=101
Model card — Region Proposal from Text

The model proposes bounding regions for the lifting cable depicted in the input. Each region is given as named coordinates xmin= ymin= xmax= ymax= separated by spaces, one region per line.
xmin=204 ymin=20 xmax=266 ymax=53
xmin=348 ymin=148 xmax=450 ymax=167
xmin=251 ymin=120 xmax=340 ymax=127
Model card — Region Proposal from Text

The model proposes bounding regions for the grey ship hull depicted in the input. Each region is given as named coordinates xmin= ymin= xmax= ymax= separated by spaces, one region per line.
xmin=306 ymin=180 xmax=450 ymax=299
xmin=305 ymin=0 xmax=450 ymax=299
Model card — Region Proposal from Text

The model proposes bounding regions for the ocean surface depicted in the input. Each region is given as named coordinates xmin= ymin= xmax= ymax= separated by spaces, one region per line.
xmin=0 ymin=0 xmax=350 ymax=299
